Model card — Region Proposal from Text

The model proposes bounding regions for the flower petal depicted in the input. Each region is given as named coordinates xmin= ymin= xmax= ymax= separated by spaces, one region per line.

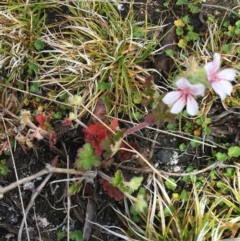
xmin=213 ymin=53 xmax=221 ymax=68
xmin=217 ymin=68 xmax=237 ymax=81
xmin=204 ymin=53 xmax=221 ymax=81
xmin=162 ymin=91 xmax=181 ymax=105
xmin=170 ymin=97 xmax=185 ymax=114
xmin=175 ymin=78 xmax=189 ymax=89
xmin=192 ymin=83 xmax=205 ymax=96
xmin=186 ymin=96 xmax=199 ymax=116
xmin=212 ymin=80 xmax=233 ymax=101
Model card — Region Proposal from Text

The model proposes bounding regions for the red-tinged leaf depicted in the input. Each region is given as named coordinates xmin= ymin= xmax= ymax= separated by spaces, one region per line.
xmin=118 ymin=141 xmax=140 ymax=161
xmin=49 ymin=131 xmax=57 ymax=148
xmin=62 ymin=118 xmax=73 ymax=127
xmin=144 ymin=113 xmax=156 ymax=125
xmin=99 ymin=178 xmax=124 ymax=201
xmin=151 ymin=102 xmax=176 ymax=127
xmin=110 ymin=118 xmax=118 ymax=130
xmin=84 ymin=122 xmax=113 ymax=156
xmin=92 ymin=99 xmax=106 ymax=123
xmin=35 ymin=114 xmax=47 ymax=128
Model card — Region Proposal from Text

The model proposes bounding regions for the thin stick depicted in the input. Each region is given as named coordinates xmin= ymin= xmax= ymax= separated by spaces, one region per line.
xmin=0 ymin=166 xmax=97 ymax=198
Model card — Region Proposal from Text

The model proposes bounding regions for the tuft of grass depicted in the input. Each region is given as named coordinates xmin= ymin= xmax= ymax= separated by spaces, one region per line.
xmin=1 ymin=0 xmax=163 ymax=121
xmin=115 ymin=165 xmax=240 ymax=241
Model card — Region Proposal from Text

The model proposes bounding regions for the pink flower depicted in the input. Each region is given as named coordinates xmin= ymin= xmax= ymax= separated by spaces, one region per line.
xmin=204 ymin=53 xmax=237 ymax=100
xmin=163 ymin=78 xmax=205 ymax=116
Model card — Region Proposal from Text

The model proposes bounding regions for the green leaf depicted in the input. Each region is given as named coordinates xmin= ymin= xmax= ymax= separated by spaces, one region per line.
xmin=223 ymin=21 xmax=230 ymax=27
xmin=138 ymin=187 xmax=146 ymax=195
xmin=185 ymin=31 xmax=199 ymax=41
xmin=167 ymin=123 xmax=176 ymax=130
xmin=180 ymin=190 xmax=190 ymax=201
xmin=128 ymin=177 xmax=143 ymax=194
xmin=34 ymin=39 xmax=45 ymax=51
xmin=222 ymin=43 xmax=233 ymax=53
xmin=133 ymin=91 xmax=142 ymax=104
xmin=176 ymin=0 xmax=187 ymax=5
xmin=236 ymin=20 xmax=240 ymax=27
xmin=228 ymin=146 xmax=240 ymax=158
xmin=164 ymin=205 xmax=176 ymax=216
xmin=210 ymin=170 xmax=217 ymax=180
xmin=215 ymin=152 xmax=228 ymax=162
xmin=204 ymin=127 xmax=211 ymax=135
xmin=0 ymin=165 xmax=9 ymax=175
xmin=76 ymin=144 xmax=100 ymax=170
xmin=235 ymin=28 xmax=240 ymax=34
xmin=53 ymin=111 xmax=62 ymax=119
xmin=182 ymin=15 xmax=190 ymax=24
xmin=165 ymin=178 xmax=177 ymax=191
xmin=133 ymin=193 xmax=147 ymax=212
xmin=68 ymin=182 xmax=82 ymax=196
xmin=195 ymin=118 xmax=202 ymax=126
xmin=129 ymin=111 xmax=142 ymax=120
xmin=112 ymin=170 xmax=127 ymax=192
xmin=165 ymin=49 xmax=175 ymax=56
xmin=189 ymin=5 xmax=200 ymax=13
xmin=59 ymin=92 xmax=69 ymax=100
xmin=30 ymin=83 xmax=39 ymax=93
xmin=133 ymin=26 xmax=144 ymax=37
xmin=224 ymin=168 xmax=235 ymax=177
xmin=190 ymin=137 xmax=201 ymax=148
xmin=98 ymin=82 xmax=111 ymax=91
xmin=176 ymin=27 xmax=184 ymax=35
xmin=163 ymin=1 xmax=169 ymax=7
xmin=179 ymin=143 xmax=186 ymax=151
xmin=70 ymin=230 xmax=83 ymax=241
xmin=57 ymin=231 xmax=65 ymax=240
xmin=28 ymin=62 xmax=39 ymax=75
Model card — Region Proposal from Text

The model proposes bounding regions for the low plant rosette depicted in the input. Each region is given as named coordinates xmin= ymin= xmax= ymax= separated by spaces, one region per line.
xmin=163 ymin=53 xmax=238 ymax=116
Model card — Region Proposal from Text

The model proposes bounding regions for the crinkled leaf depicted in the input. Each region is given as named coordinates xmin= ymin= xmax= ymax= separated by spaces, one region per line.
xmin=68 ymin=182 xmax=82 ymax=196
xmin=128 ymin=177 xmax=143 ymax=194
xmin=76 ymin=143 xmax=100 ymax=170
xmin=99 ymin=178 xmax=124 ymax=201
xmin=133 ymin=193 xmax=147 ymax=213
xmin=100 ymin=137 xmax=113 ymax=157
xmin=84 ymin=123 xmax=108 ymax=156
xmin=84 ymin=119 xmax=119 ymax=156
xmin=148 ymin=102 xmax=176 ymax=127
xmin=101 ymin=130 xmax=124 ymax=158
xmin=111 ymin=170 xmax=127 ymax=193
